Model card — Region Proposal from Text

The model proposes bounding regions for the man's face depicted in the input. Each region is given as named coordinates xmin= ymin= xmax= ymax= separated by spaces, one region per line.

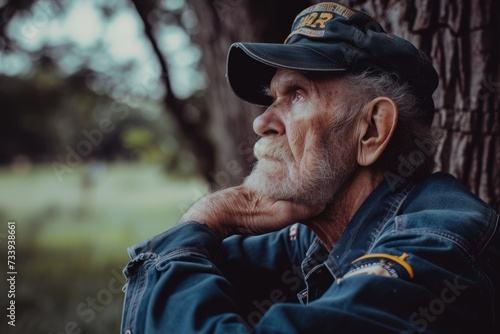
xmin=244 ymin=69 xmax=358 ymax=205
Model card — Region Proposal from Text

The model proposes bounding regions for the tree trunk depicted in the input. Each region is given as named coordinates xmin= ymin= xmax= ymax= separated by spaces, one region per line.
xmin=187 ymin=0 xmax=499 ymax=208
xmin=345 ymin=0 xmax=500 ymax=209
xmin=186 ymin=0 xmax=310 ymax=189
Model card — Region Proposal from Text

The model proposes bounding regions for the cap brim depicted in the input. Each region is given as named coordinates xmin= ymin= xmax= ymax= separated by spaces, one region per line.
xmin=227 ymin=43 xmax=347 ymax=106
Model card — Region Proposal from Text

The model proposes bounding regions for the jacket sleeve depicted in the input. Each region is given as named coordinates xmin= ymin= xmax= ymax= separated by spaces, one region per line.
xmin=253 ymin=230 xmax=495 ymax=334
xmin=120 ymin=221 xmax=496 ymax=334
xmin=120 ymin=222 xmax=309 ymax=334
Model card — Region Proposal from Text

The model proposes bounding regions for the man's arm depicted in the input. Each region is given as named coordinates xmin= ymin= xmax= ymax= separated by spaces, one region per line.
xmin=120 ymin=186 xmax=498 ymax=333
xmin=121 ymin=185 xmax=323 ymax=333
xmin=215 ymin=226 xmax=311 ymax=320
xmin=121 ymin=222 xmax=247 ymax=333
xmin=120 ymin=220 xmax=494 ymax=333
xmin=121 ymin=221 xmax=313 ymax=333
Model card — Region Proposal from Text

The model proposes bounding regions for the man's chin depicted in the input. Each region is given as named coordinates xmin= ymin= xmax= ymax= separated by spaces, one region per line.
xmin=244 ymin=169 xmax=289 ymax=197
xmin=243 ymin=171 xmax=331 ymax=206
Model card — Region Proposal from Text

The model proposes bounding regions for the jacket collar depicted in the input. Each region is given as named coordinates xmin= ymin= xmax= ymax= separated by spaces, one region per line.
xmin=305 ymin=178 xmax=416 ymax=280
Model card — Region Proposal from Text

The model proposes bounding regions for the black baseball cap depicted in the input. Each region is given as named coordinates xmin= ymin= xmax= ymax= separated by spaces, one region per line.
xmin=226 ymin=2 xmax=439 ymax=125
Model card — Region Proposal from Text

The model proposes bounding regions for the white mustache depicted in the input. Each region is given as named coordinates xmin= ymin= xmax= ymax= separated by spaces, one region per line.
xmin=254 ymin=138 xmax=293 ymax=161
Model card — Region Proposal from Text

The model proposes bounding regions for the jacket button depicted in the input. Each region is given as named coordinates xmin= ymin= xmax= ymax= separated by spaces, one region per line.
xmin=125 ymin=330 xmax=132 ymax=334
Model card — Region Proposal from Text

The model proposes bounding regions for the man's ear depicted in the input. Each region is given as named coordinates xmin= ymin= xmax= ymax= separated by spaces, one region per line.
xmin=357 ymin=97 xmax=398 ymax=166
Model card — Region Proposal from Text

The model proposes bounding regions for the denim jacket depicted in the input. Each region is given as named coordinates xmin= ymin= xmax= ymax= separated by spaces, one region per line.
xmin=121 ymin=172 xmax=500 ymax=333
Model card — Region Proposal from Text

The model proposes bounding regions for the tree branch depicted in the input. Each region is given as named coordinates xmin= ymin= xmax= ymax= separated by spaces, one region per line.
xmin=130 ymin=0 xmax=215 ymax=182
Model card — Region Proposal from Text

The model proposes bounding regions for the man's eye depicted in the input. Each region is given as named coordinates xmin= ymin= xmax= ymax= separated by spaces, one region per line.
xmin=292 ymin=91 xmax=304 ymax=103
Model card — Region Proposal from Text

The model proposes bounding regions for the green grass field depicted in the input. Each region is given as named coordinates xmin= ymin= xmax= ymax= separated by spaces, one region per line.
xmin=0 ymin=163 xmax=206 ymax=333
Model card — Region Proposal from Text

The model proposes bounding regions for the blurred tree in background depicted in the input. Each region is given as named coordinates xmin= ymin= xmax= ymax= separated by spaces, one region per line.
xmin=2 ymin=0 xmax=496 ymax=206
xmin=0 ymin=0 xmax=203 ymax=179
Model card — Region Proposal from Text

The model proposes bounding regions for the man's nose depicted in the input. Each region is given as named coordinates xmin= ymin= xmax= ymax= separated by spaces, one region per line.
xmin=253 ymin=106 xmax=285 ymax=136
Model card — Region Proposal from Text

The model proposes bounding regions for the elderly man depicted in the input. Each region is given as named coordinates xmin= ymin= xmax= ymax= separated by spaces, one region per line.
xmin=121 ymin=2 xmax=499 ymax=333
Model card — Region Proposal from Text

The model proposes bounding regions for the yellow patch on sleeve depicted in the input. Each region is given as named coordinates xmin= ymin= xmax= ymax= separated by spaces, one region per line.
xmin=340 ymin=252 xmax=414 ymax=282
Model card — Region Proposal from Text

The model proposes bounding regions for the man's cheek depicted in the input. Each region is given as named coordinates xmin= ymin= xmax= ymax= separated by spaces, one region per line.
xmin=294 ymin=126 xmax=328 ymax=163
xmin=288 ymin=122 xmax=309 ymax=158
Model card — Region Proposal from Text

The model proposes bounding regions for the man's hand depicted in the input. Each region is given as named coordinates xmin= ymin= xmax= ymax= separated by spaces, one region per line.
xmin=179 ymin=185 xmax=325 ymax=240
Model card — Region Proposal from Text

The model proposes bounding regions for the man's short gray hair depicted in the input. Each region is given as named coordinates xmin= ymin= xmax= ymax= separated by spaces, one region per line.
xmin=342 ymin=71 xmax=438 ymax=181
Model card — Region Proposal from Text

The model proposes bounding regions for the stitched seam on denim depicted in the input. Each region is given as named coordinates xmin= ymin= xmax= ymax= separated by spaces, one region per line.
xmin=146 ymin=222 xmax=213 ymax=253
xmin=304 ymin=263 xmax=326 ymax=281
xmin=302 ymin=239 xmax=328 ymax=277
xmin=422 ymin=229 xmax=469 ymax=251
xmin=305 ymin=238 xmax=321 ymax=258
xmin=367 ymin=183 xmax=415 ymax=252
xmin=147 ymin=223 xmax=189 ymax=253
xmin=156 ymin=248 xmax=209 ymax=263
xmin=372 ymin=188 xmax=408 ymax=238
xmin=324 ymin=257 xmax=341 ymax=278
xmin=471 ymin=211 xmax=499 ymax=260
xmin=395 ymin=215 xmax=406 ymax=232
xmin=126 ymin=265 xmax=147 ymax=333
xmin=381 ymin=229 xmax=470 ymax=256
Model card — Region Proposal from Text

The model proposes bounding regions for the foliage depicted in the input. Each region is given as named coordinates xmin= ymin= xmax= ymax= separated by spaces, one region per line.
xmin=0 ymin=163 xmax=206 ymax=333
xmin=0 ymin=0 xmax=206 ymax=178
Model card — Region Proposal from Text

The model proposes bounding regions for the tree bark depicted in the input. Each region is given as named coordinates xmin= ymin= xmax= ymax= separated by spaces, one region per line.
xmin=186 ymin=0 xmax=259 ymax=190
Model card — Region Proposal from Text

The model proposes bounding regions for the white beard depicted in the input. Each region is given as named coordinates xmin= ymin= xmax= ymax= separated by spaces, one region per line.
xmin=243 ymin=134 xmax=355 ymax=205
